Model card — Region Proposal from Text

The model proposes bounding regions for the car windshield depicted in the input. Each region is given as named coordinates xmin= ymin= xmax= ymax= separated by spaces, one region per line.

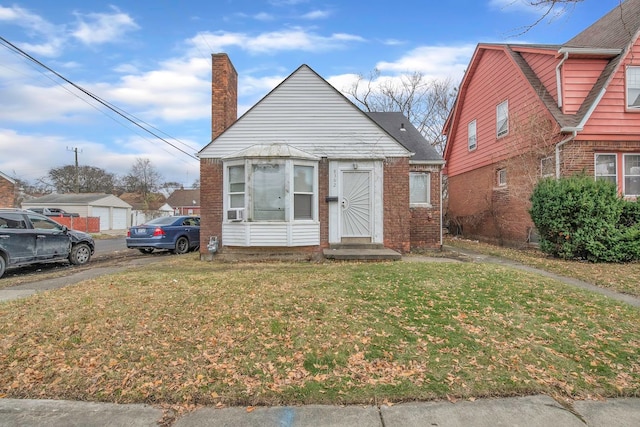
xmin=145 ymin=216 xmax=179 ymax=226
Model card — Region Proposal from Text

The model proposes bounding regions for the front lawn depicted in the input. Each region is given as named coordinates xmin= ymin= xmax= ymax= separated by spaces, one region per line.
xmin=445 ymin=237 xmax=640 ymax=298
xmin=0 ymin=258 xmax=638 ymax=407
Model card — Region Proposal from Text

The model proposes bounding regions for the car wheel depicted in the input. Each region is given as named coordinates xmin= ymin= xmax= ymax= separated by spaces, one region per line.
xmin=138 ymin=248 xmax=154 ymax=254
xmin=0 ymin=255 xmax=6 ymax=278
xmin=174 ymin=237 xmax=189 ymax=254
xmin=69 ymin=243 xmax=92 ymax=265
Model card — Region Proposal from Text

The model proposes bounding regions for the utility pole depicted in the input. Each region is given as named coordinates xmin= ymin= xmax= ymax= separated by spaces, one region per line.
xmin=67 ymin=147 xmax=81 ymax=193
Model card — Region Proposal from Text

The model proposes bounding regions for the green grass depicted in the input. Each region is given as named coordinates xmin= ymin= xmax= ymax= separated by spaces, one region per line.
xmin=1 ymin=258 xmax=638 ymax=408
xmin=445 ymin=237 xmax=640 ymax=298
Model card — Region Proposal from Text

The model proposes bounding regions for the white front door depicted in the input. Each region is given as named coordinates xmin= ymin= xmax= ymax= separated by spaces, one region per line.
xmin=340 ymin=170 xmax=372 ymax=242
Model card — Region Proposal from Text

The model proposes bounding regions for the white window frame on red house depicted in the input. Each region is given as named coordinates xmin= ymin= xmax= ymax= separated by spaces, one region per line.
xmin=623 ymin=154 xmax=640 ymax=197
xmin=468 ymin=119 xmax=477 ymax=151
xmin=497 ymin=168 xmax=507 ymax=187
xmin=496 ymin=100 xmax=509 ymax=138
xmin=626 ymin=66 xmax=640 ymax=110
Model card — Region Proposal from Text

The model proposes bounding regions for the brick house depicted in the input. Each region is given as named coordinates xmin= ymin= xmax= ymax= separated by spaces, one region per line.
xmin=443 ymin=0 xmax=640 ymax=246
xmin=0 ymin=171 xmax=16 ymax=208
xmin=198 ymin=54 xmax=444 ymax=259
xmin=166 ymin=189 xmax=201 ymax=216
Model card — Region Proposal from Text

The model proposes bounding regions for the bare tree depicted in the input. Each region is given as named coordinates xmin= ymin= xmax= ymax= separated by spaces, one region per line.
xmin=509 ymin=0 xmax=587 ymax=35
xmin=343 ymin=69 xmax=456 ymax=155
xmin=48 ymin=165 xmax=117 ymax=194
xmin=122 ymin=158 xmax=163 ymax=199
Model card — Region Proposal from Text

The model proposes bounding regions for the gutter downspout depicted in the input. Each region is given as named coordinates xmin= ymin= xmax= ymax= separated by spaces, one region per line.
xmin=555 ymin=51 xmax=569 ymax=109
xmin=555 ymin=131 xmax=576 ymax=178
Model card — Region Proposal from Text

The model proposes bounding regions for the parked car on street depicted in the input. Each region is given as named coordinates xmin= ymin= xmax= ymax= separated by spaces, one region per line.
xmin=0 ymin=208 xmax=95 ymax=278
xmin=26 ymin=207 xmax=80 ymax=217
xmin=126 ymin=216 xmax=200 ymax=254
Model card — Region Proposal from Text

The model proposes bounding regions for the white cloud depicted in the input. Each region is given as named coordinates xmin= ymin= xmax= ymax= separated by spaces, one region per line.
xmin=374 ymin=45 xmax=475 ymax=82
xmin=0 ymin=5 xmax=65 ymax=57
xmin=253 ymin=12 xmax=275 ymax=21
xmin=301 ymin=10 xmax=332 ymax=20
xmin=72 ymin=6 xmax=139 ymax=46
xmin=190 ymin=28 xmax=365 ymax=55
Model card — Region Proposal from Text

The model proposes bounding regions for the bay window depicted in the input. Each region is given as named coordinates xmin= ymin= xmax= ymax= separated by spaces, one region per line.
xmin=225 ymin=159 xmax=317 ymax=222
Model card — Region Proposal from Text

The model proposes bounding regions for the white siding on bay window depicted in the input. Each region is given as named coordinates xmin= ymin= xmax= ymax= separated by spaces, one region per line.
xmin=222 ymin=222 xmax=320 ymax=247
xmin=199 ymin=66 xmax=410 ymax=160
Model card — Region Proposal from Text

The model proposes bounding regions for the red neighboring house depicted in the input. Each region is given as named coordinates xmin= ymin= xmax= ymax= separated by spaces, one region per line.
xmin=166 ymin=189 xmax=201 ymax=216
xmin=198 ymin=54 xmax=444 ymax=259
xmin=443 ymin=0 xmax=640 ymax=246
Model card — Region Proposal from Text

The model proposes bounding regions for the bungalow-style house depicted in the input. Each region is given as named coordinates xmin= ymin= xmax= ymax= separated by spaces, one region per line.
xmin=443 ymin=0 xmax=640 ymax=246
xmin=0 ymin=171 xmax=16 ymax=208
xmin=198 ymin=54 xmax=444 ymax=259
xmin=166 ymin=189 xmax=201 ymax=216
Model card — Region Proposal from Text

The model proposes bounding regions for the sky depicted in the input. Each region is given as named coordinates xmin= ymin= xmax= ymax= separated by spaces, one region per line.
xmin=0 ymin=0 xmax=624 ymax=190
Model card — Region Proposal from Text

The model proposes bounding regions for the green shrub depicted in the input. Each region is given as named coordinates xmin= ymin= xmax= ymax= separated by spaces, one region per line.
xmin=529 ymin=175 xmax=640 ymax=262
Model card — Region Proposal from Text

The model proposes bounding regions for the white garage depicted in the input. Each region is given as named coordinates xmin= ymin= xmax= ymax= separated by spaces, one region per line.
xmin=22 ymin=193 xmax=132 ymax=232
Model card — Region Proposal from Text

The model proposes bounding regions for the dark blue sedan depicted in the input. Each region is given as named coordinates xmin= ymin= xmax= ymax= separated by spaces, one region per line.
xmin=126 ymin=216 xmax=200 ymax=254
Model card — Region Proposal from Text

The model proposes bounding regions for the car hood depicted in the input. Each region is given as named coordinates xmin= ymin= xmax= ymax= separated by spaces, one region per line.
xmin=68 ymin=229 xmax=95 ymax=246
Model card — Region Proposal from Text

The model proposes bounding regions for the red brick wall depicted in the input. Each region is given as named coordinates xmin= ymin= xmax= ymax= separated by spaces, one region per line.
xmin=318 ymin=159 xmax=330 ymax=248
xmin=211 ymin=53 xmax=237 ymax=141
xmin=0 ymin=176 xmax=15 ymax=207
xmin=410 ymin=165 xmax=442 ymax=249
xmin=383 ymin=158 xmax=411 ymax=253
xmin=199 ymin=159 xmax=224 ymax=257
xmin=447 ymin=161 xmax=535 ymax=246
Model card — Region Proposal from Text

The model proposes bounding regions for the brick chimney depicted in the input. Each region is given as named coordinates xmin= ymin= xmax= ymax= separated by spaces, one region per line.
xmin=211 ymin=53 xmax=238 ymax=140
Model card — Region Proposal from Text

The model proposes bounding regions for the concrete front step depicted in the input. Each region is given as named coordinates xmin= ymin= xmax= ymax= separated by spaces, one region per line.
xmin=322 ymin=247 xmax=402 ymax=261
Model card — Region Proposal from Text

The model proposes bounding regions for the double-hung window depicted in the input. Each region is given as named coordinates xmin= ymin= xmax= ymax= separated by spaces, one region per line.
xmin=468 ymin=120 xmax=477 ymax=151
xmin=496 ymin=100 xmax=509 ymax=138
xmin=294 ymin=165 xmax=314 ymax=220
xmin=409 ymin=172 xmax=431 ymax=206
xmin=595 ymin=154 xmax=617 ymax=185
xmin=624 ymin=154 xmax=640 ymax=196
xmin=228 ymin=165 xmax=245 ymax=209
xmin=627 ymin=66 xmax=640 ymax=109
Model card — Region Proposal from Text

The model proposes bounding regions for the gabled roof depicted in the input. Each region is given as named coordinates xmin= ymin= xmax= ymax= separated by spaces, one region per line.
xmin=119 ymin=192 xmax=167 ymax=210
xmin=166 ymin=189 xmax=200 ymax=208
xmin=366 ymin=112 xmax=444 ymax=164
xmin=565 ymin=0 xmax=640 ymax=49
xmin=199 ymin=64 xmax=411 ymax=160
xmin=0 ymin=170 xmax=16 ymax=184
xmin=444 ymin=0 xmax=640 ymax=160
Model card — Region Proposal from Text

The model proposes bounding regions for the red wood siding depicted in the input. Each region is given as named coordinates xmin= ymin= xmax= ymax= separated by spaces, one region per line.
xmin=446 ymin=48 xmax=551 ymax=178
xmin=579 ymin=42 xmax=640 ymax=139
xmin=522 ymin=52 xmax=559 ymax=103
xmin=562 ymin=58 xmax=608 ymax=114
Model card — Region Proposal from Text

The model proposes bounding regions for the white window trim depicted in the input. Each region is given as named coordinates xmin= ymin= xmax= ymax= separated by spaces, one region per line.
xmin=626 ymin=66 xmax=640 ymax=110
xmin=497 ymin=168 xmax=507 ymax=187
xmin=623 ymin=153 xmax=640 ymax=197
xmin=409 ymin=172 xmax=432 ymax=207
xmin=223 ymin=159 xmax=318 ymax=223
xmin=594 ymin=153 xmax=618 ymax=187
xmin=468 ymin=119 xmax=477 ymax=151
xmin=496 ymin=100 xmax=509 ymax=138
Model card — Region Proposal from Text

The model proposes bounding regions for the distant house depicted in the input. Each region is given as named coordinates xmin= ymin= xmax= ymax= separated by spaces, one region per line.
xmin=443 ymin=0 xmax=640 ymax=246
xmin=166 ymin=189 xmax=200 ymax=216
xmin=0 ymin=171 xmax=16 ymax=208
xmin=197 ymin=54 xmax=444 ymax=259
xmin=119 ymin=192 xmax=173 ymax=226
xmin=22 ymin=193 xmax=132 ymax=231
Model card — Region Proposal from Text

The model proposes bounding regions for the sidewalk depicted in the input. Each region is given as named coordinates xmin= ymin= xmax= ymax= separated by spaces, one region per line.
xmin=0 ymin=395 xmax=639 ymax=426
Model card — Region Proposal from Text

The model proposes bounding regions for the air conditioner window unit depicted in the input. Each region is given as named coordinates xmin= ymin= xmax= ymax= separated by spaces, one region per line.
xmin=227 ymin=208 xmax=244 ymax=221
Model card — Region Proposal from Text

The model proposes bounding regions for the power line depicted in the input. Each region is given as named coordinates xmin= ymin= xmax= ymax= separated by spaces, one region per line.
xmin=0 ymin=36 xmax=200 ymax=161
